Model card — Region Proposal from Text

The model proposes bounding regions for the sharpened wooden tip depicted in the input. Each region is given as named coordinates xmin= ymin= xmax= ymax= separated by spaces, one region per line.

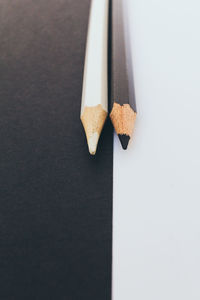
xmin=81 ymin=104 xmax=108 ymax=155
xmin=110 ymin=102 xmax=136 ymax=149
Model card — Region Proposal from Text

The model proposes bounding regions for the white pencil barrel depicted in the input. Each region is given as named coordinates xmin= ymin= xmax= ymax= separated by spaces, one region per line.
xmin=81 ymin=0 xmax=109 ymax=115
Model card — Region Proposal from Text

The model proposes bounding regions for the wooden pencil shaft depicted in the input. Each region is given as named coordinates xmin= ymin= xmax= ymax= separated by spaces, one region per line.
xmin=111 ymin=0 xmax=136 ymax=112
xmin=81 ymin=0 xmax=109 ymax=115
xmin=81 ymin=0 xmax=109 ymax=154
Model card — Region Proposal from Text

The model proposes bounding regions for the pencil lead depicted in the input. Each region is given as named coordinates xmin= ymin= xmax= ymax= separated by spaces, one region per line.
xmin=118 ymin=134 xmax=130 ymax=150
xmin=88 ymin=132 xmax=99 ymax=155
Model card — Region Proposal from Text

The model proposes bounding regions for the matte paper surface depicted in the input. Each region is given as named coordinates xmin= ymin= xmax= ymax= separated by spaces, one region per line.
xmin=0 ymin=1 xmax=113 ymax=299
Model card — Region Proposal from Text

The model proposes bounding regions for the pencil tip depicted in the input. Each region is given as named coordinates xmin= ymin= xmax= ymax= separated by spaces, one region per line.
xmin=118 ymin=134 xmax=130 ymax=150
xmin=88 ymin=132 xmax=99 ymax=155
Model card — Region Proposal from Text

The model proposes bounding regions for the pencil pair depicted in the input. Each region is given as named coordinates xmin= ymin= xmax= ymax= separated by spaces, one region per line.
xmin=81 ymin=0 xmax=136 ymax=155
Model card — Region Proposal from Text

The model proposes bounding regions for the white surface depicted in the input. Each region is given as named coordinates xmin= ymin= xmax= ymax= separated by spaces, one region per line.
xmin=81 ymin=0 xmax=108 ymax=114
xmin=113 ymin=0 xmax=200 ymax=299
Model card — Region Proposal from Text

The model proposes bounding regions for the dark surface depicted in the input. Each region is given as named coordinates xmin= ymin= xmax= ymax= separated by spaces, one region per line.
xmin=111 ymin=0 xmax=136 ymax=112
xmin=0 ymin=1 xmax=113 ymax=299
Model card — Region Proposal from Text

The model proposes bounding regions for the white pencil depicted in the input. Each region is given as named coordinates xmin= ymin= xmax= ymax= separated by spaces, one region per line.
xmin=81 ymin=0 xmax=109 ymax=155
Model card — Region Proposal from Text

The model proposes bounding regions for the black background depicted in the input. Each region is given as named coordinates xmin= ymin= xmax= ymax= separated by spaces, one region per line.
xmin=0 ymin=1 xmax=113 ymax=299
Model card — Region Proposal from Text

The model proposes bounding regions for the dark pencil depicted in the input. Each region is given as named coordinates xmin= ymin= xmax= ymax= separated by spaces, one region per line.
xmin=110 ymin=0 xmax=137 ymax=150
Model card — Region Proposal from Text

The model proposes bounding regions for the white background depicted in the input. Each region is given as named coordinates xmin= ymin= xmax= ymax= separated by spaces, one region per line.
xmin=113 ymin=0 xmax=200 ymax=299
